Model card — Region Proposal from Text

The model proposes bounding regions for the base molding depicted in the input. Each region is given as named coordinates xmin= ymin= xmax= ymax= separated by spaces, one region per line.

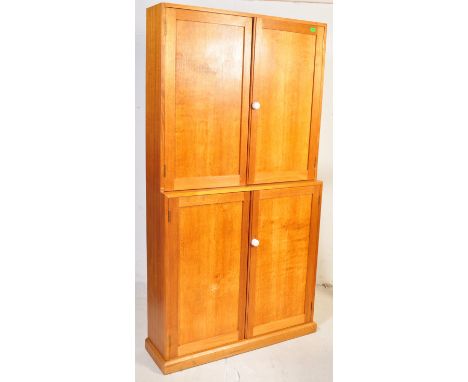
xmin=145 ymin=322 xmax=317 ymax=374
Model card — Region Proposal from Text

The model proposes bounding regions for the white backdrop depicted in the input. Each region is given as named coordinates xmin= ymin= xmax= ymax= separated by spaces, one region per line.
xmin=135 ymin=0 xmax=333 ymax=284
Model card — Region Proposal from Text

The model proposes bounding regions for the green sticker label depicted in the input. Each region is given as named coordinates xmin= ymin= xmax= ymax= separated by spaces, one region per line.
xmin=310 ymin=27 xmax=316 ymax=33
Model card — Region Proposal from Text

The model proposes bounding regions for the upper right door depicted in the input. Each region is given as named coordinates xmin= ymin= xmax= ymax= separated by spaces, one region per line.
xmin=248 ymin=18 xmax=326 ymax=184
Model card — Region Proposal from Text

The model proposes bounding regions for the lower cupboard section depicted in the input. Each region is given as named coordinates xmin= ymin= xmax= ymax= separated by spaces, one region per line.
xmin=146 ymin=181 xmax=322 ymax=371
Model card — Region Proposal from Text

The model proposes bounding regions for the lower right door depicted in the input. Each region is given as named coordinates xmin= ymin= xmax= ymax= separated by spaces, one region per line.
xmin=245 ymin=184 xmax=322 ymax=338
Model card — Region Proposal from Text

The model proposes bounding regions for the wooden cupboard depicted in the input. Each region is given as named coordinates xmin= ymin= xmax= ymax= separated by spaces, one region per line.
xmin=145 ymin=3 xmax=326 ymax=374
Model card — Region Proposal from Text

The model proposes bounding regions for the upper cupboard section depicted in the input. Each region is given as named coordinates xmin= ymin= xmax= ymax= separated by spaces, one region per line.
xmin=154 ymin=4 xmax=326 ymax=191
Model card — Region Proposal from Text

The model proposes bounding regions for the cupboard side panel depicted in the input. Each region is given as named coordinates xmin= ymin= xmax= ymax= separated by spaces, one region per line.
xmin=309 ymin=26 xmax=327 ymax=179
xmin=146 ymin=4 xmax=168 ymax=357
xmin=164 ymin=7 xmax=176 ymax=190
xmin=305 ymin=184 xmax=323 ymax=321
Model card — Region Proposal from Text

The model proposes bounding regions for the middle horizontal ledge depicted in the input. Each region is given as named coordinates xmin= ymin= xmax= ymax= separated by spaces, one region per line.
xmin=162 ymin=179 xmax=323 ymax=198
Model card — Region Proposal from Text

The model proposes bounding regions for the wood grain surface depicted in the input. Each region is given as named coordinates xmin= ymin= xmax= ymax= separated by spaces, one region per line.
xmin=164 ymin=9 xmax=252 ymax=190
xmin=146 ymin=2 xmax=327 ymax=373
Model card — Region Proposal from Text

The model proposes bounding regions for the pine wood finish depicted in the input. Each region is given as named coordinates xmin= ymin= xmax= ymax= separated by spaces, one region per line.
xmin=146 ymin=3 xmax=326 ymax=374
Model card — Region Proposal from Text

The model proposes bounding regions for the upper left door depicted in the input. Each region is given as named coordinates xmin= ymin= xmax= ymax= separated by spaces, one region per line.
xmin=163 ymin=8 xmax=253 ymax=191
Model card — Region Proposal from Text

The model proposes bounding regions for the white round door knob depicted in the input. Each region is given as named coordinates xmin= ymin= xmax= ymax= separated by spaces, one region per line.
xmin=251 ymin=238 xmax=260 ymax=247
xmin=251 ymin=101 xmax=261 ymax=110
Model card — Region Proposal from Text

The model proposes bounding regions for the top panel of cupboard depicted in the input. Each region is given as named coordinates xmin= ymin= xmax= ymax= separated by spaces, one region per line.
xmin=158 ymin=3 xmax=327 ymax=26
xmin=147 ymin=3 xmax=327 ymax=192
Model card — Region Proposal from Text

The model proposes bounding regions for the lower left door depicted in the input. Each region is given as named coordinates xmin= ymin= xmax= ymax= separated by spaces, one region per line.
xmin=165 ymin=191 xmax=251 ymax=357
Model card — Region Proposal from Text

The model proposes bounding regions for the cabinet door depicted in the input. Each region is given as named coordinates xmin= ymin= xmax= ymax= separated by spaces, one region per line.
xmin=245 ymin=186 xmax=322 ymax=337
xmin=164 ymin=9 xmax=252 ymax=190
xmin=166 ymin=192 xmax=250 ymax=356
xmin=248 ymin=19 xmax=326 ymax=184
